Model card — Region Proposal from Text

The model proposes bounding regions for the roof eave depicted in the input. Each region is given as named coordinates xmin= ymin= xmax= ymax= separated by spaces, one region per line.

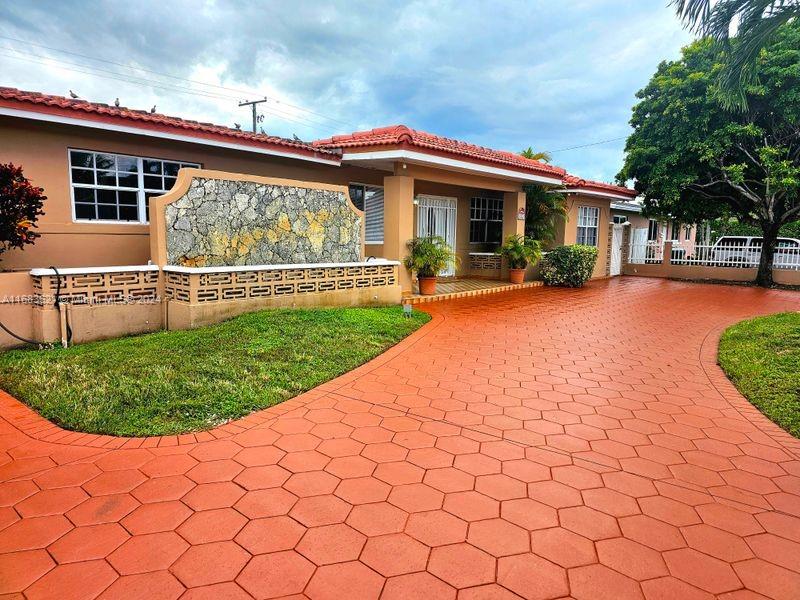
xmin=0 ymin=99 xmax=340 ymax=165
xmin=560 ymin=187 xmax=637 ymax=201
xmin=340 ymin=148 xmax=564 ymax=185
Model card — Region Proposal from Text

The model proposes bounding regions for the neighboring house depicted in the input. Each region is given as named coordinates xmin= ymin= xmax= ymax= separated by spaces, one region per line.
xmin=610 ymin=201 xmax=697 ymax=257
xmin=0 ymin=87 xmax=637 ymax=291
xmin=551 ymin=176 xmax=639 ymax=279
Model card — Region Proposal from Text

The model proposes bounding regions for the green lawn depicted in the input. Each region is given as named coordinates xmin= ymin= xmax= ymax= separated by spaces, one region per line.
xmin=0 ymin=307 xmax=429 ymax=437
xmin=718 ymin=312 xmax=800 ymax=438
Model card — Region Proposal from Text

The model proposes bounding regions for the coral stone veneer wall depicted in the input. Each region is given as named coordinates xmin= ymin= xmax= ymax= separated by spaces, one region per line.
xmin=162 ymin=171 xmax=363 ymax=267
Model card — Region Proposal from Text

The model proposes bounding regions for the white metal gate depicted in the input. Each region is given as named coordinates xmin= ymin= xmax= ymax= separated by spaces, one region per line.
xmin=416 ymin=194 xmax=457 ymax=277
xmin=629 ymin=227 xmax=648 ymax=263
xmin=610 ymin=224 xmax=624 ymax=276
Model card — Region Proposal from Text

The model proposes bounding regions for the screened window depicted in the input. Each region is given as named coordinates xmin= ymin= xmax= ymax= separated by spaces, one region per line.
xmin=577 ymin=206 xmax=600 ymax=246
xmin=69 ymin=149 xmax=199 ymax=223
xmin=348 ymin=183 xmax=384 ymax=244
xmin=469 ymin=197 xmax=504 ymax=244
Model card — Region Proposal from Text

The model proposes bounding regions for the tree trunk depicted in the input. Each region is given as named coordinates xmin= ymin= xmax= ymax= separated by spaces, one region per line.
xmin=755 ymin=225 xmax=779 ymax=287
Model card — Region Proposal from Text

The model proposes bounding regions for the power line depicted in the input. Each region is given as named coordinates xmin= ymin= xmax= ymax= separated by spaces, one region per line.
xmin=546 ymin=136 xmax=628 ymax=153
xmin=0 ymin=33 xmax=358 ymax=129
xmin=0 ymin=51 xmax=232 ymax=101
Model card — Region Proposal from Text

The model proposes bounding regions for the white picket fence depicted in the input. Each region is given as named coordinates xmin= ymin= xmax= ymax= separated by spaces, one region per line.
xmin=628 ymin=242 xmax=664 ymax=265
xmin=629 ymin=241 xmax=800 ymax=270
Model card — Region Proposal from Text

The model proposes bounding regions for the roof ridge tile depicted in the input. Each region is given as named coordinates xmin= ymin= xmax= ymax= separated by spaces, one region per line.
xmin=313 ymin=124 xmax=567 ymax=178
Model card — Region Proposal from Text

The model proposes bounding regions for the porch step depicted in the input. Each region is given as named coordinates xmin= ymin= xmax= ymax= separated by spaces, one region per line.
xmin=402 ymin=280 xmax=543 ymax=305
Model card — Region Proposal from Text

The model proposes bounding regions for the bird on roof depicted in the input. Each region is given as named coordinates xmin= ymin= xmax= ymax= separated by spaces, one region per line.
xmin=69 ymin=90 xmax=79 ymax=99
xmin=114 ymin=98 xmax=120 ymax=107
xmin=150 ymin=105 xmax=156 ymax=113
xmin=234 ymin=123 xmax=241 ymax=130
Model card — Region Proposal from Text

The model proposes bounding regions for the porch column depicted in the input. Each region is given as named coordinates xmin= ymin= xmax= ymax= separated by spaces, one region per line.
xmin=383 ymin=175 xmax=416 ymax=292
xmin=501 ymin=190 xmax=527 ymax=279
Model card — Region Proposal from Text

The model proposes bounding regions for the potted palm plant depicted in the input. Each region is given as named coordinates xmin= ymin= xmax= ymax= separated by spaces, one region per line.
xmin=404 ymin=236 xmax=458 ymax=295
xmin=497 ymin=234 xmax=542 ymax=284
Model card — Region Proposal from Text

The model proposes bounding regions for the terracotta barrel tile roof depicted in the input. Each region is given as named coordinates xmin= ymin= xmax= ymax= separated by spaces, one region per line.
xmin=563 ymin=174 xmax=637 ymax=198
xmin=0 ymin=87 xmax=339 ymax=163
xmin=314 ymin=125 xmax=566 ymax=179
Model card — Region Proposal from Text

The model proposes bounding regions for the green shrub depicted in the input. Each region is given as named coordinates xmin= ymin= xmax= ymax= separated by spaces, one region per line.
xmin=540 ymin=245 xmax=598 ymax=287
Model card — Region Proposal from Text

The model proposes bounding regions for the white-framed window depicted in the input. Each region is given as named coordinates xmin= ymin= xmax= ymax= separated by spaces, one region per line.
xmin=612 ymin=214 xmax=628 ymax=224
xmin=577 ymin=206 xmax=600 ymax=246
xmin=348 ymin=183 xmax=384 ymax=244
xmin=69 ymin=149 xmax=199 ymax=223
xmin=470 ymin=197 xmax=504 ymax=244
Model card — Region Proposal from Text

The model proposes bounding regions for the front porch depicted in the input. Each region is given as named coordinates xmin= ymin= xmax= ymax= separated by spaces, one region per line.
xmin=403 ymin=277 xmax=543 ymax=304
xmin=359 ymin=165 xmax=546 ymax=293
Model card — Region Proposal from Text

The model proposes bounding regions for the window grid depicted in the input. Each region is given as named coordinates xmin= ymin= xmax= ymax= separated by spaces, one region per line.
xmin=69 ymin=149 xmax=199 ymax=223
xmin=470 ymin=197 xmax=504 ymax=244
xmin=576 ymin=206 xmax=600 ymax=246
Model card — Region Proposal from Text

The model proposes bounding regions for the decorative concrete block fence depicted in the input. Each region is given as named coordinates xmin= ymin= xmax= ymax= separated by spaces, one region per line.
xmin=468 ymin=252 xmax=502 ymax=278
xmin=152 ymin=169 xmax=400 ymax=330
xmin=24 ymin=266 xmax=163 ymax=346
xmin=163 ymin=261 xmax=400 ymax=328
xmin=0 ymin=169 xmax=401 ymax=349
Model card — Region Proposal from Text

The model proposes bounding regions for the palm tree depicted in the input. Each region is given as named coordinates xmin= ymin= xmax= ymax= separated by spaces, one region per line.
xmin=673 ymin=0 xmax=800 ymax=109
xmin=520 ymin=147 xmax=552 ymax=163
xmin=518 ymin=149 xmax=563 ymax=243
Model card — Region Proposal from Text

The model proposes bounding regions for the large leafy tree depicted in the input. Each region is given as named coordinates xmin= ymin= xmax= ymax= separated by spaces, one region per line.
xmin=618 ymin=22 xmax=800 ymax=286
xmin=673 ymin=0 xmax=800 ymax=109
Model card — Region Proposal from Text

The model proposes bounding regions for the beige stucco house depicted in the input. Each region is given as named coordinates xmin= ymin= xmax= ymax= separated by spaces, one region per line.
xmin=0 ymin=87 xmax=637 ymax=291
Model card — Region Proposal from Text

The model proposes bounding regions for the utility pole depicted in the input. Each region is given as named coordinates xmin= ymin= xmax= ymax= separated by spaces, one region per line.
xmin=238 ymin=97 xmax=267 ymax=133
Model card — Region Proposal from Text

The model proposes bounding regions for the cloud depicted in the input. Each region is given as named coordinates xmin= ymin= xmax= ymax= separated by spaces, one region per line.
xmin=0 ymin=0 xmax=693 ymax=180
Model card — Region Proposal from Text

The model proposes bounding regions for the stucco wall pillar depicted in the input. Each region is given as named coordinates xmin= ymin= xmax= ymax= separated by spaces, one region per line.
xmin=501 ymin=190 xmax=526 ymax=279
xmin=383 ymin=175 xmax=416 ymax=292
xmin=503 ymin=191 xmax=526 ymax=240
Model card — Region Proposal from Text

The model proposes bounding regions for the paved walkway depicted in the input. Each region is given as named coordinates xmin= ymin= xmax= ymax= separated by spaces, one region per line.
xmin=1 ymin=277 xmax=799 ymax=600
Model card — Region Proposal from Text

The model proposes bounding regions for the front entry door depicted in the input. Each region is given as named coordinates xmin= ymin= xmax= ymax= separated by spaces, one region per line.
xmin=416 ymin=195 xmax=457 ymax=277
xmin=610 ymin=224 xmax=624 ymax=276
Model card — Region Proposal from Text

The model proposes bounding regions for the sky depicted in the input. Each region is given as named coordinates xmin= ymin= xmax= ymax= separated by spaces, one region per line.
xmin=0 ymin=1 xmax=693 ymax=182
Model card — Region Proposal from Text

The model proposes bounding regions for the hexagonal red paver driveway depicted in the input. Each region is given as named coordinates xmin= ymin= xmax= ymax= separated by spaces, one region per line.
xmin=1 ymin=279 xmax=799 ymax=599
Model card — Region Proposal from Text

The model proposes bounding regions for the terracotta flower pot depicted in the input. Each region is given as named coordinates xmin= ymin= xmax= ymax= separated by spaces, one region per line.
xmin=418 ymin=276 xmax=437 ymax=295
xmin=509 ymin=268 xmax=526 ymax=284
